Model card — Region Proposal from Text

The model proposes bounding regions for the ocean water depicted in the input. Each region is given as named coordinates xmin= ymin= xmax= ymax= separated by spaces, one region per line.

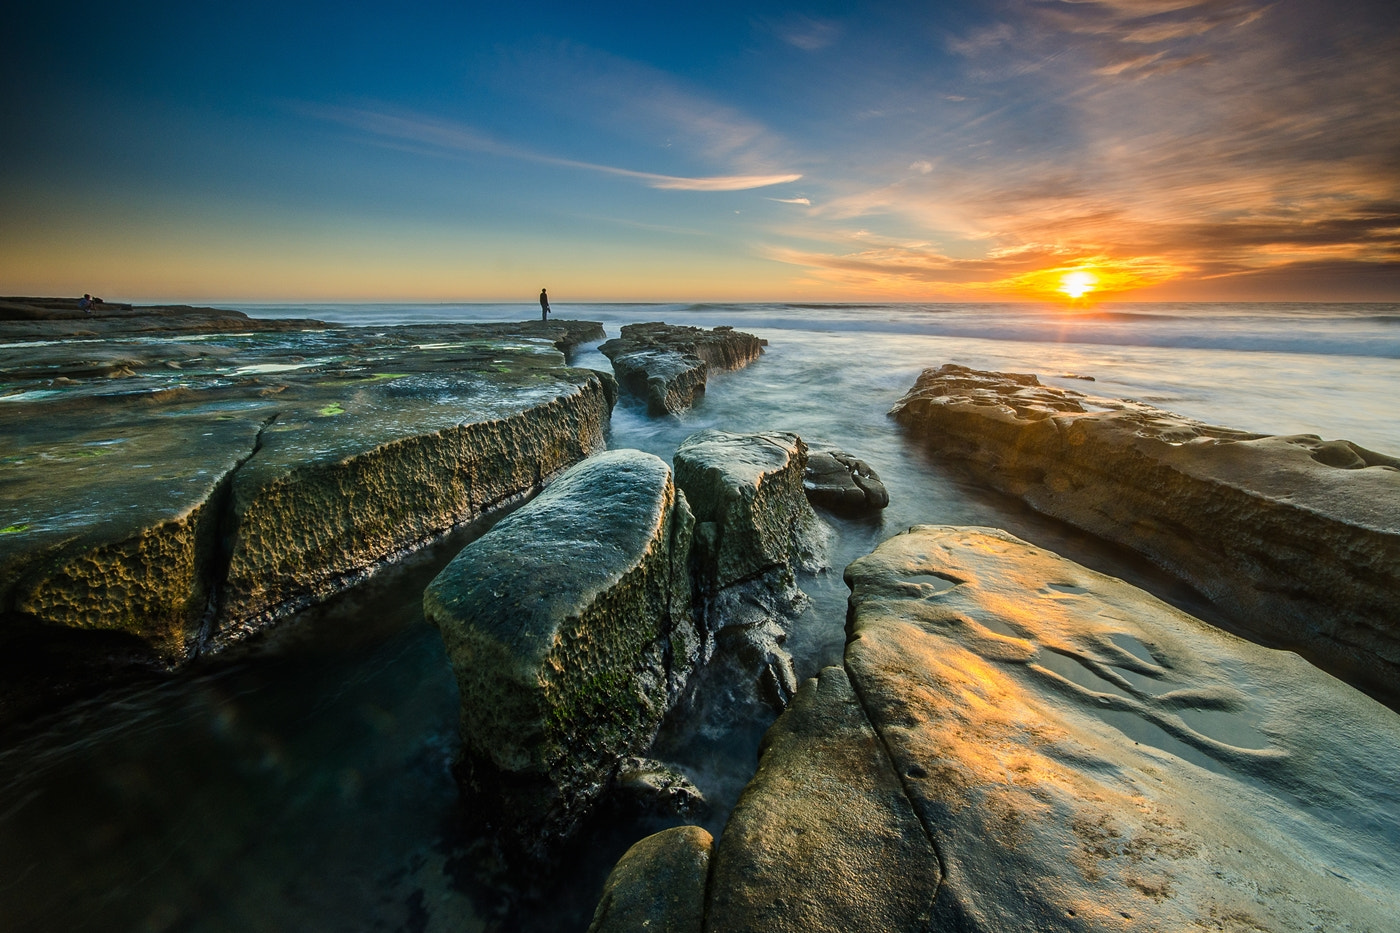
xmin=1 ymin=303 xmax=1395 ymax=932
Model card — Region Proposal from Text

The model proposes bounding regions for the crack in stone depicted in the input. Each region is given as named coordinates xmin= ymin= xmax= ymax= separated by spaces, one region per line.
xmin=191 ymin=412 xmax=279 ymax=657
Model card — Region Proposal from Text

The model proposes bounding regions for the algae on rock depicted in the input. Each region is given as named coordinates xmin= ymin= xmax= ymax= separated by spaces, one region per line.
xmin=423 ymin=449 xmax=697 ymax=858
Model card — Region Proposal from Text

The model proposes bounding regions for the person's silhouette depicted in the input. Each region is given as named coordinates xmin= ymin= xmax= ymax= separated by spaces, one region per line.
xmin=539 ymin=288 xmax=550 ymax=321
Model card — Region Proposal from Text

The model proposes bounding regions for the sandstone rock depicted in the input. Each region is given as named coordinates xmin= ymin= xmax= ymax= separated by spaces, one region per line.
xmin=599 ymin=322 xmax=763 ymax=415
xmin=612 ymin=756 xmax=707 ymax=819
xmin=890 ymin=362 xmax=1400 ymax=707
xmin=585 ymin=825 xmax=711 ymax=933
xmin=803 ymin=447 xmax=889 ymax=515
xmin=0 ymin=319 xmax=613 ymax=671
xmin=705 ymin=665 xmax=941 ymax=933
xmin=839 ymin=525 xmax=1400 ymax=931
xmin=423 ymin=450 xmax=696 ymax=859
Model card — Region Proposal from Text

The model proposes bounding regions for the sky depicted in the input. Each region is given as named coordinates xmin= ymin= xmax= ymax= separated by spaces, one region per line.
xmin=2 ymin=0 xmax=1398 ymax=303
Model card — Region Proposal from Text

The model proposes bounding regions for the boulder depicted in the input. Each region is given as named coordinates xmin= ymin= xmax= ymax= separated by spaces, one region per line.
xmin=0 ymin=318 xmax=612 ymax=677
xmin=673 ymin=430 xmax=824 ymax=593
xmin=803 ymin=447 xmax=889 ymax=515
xmin=600 ymin=322 xmax=763 ymax=415
xmin=673 ymin=430 xmax=826 ymax=708
xmin=585 ymin=826 xmax=712 ymax=933
xmin=890 ymin=362 xmax=1400 ymax=708
xmin=423 ymin=449 xmax=696 ymax=859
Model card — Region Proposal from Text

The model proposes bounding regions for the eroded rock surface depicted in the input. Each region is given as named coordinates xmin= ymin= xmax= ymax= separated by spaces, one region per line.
xmin=423 ymin=450 xmax=696 ymax=859
xmin=890 ymin=362 xmax=1400 ymax=707
xmin=803 ymin=446 xmax=889 ymax=515
xmin=600 ymin=323 xmax=763 ymax=415
xmin=601 ymin=525 xmax=1400 ymax=931
xmin=0 ymin=318 xmax=612 ymax=672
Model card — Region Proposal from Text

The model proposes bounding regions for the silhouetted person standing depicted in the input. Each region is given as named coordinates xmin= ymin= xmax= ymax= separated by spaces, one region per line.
xmin=539 ymin=288 xmax=550 ymax=321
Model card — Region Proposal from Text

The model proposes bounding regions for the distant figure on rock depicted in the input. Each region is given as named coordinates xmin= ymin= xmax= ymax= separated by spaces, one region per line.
xmin=539 ymin=288 xmax=550 ymax=321
xmin=79 ymin=294 xmax=94 ymax=314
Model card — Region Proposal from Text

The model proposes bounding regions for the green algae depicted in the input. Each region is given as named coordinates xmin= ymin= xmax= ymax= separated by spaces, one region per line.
xmin=317 ymin=402 xmax=345 ymax=417
xmin=0 ymin=523 xmax=30 ymax=535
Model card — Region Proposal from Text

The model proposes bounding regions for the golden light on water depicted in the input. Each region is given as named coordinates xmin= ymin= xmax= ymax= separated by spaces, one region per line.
xmin=1058 ymin=270 xmax=1097 ymax=299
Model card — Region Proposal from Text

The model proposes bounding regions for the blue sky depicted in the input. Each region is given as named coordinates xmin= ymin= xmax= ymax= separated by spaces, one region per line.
xmin=3 ymin=0 xmax=1397 ymax=302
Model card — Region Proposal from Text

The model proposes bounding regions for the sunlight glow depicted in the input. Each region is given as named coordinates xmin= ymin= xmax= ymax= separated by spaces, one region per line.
xmin=1059 ymin=270 xmax=1097 ymax=299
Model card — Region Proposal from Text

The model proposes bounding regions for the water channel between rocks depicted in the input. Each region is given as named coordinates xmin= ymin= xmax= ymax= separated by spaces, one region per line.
xmin=0 ymin=317 xmax=1349 ymax=932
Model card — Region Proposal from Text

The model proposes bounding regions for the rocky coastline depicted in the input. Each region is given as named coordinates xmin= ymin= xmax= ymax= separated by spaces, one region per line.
xmin=4 ymin=307 xmax=1398 ymax=931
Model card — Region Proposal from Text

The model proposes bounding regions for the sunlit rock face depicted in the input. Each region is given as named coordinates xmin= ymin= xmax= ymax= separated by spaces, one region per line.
xmin=600 ymin=323 xmax=763 ymax=415
xmin=597 ymin=524 xmax=1400 ymax=931
xmin=674 ymin=430 xmax=827 ymax=708
xmin=890 ymin=363 xmax=1400 ymax=708
xmin=423 ymin=450 xmax=696 ymax=861
xmin=0 ymin=317 xmax=612 ymax=665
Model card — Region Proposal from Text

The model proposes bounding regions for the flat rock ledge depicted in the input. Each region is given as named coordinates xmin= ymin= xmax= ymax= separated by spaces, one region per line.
xmin=591 ymin=525 xmax=1400 ymax=932
xmin=423 ymin=450 xmax=696 ymax=862
xmin=889 ymin=362 xmax=1400 ymax=708
xmin=599 ymin=322 xmax=764 ymax=415
xmin=0 ymin=317 xmax=612 ymax=688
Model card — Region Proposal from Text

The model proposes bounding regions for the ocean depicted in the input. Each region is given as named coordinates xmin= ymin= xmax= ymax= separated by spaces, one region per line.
xmin=2 ymin=302 xmax=1395 ymax=931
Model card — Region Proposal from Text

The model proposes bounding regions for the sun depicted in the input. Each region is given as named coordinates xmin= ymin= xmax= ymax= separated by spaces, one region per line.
xmin=1058 ymin=270 xmax=1097 ymax=299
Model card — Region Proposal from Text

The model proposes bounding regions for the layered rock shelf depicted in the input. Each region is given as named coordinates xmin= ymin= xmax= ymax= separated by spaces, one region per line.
xmin=0 ymin=316 xmax=612 ymax=680
xmin=802 ymin=446 xmax=889 ymax=515
xmin=426 ymin=431 xmax=828 ymax=860
xmin=424 ymin=450 xmax=696 ymax=859
xmin=591 ymin=526 xmax=1400 ymax=931
xmin=889 ymin=363 xmax=1400 ymax=707
xmin=599 ymin=322 xmax=764 ymax=415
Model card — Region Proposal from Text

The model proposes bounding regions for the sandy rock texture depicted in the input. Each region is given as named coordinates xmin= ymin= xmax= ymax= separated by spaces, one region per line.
xmin=585 ymin=825 xmax=712 ymax=933
xmin=594 ymin=525 xmax=1400 ymax=931
xmin=423 ymin=450 xmax=696 ymax=860
xmin=0 ymin=316 xmax=612 ymax=676
xmin=889 ymin=363 xmax=1400 ymax=707
xmin=600 ymin=322 xmax=763 ymax=415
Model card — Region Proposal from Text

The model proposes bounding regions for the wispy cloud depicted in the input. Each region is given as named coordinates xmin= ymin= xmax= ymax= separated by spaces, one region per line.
xmin=768 ymin=196 xmax=812 ymax=205
xmin=301 ymin=104 xmax=800 ymax=191
xmin=765 ymin=15 xmax=843 ymax=52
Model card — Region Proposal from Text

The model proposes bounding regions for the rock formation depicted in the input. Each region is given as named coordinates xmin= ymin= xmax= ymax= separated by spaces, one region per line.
xmin=591 ymin=525 xmax=1400 ymax=931
xmin=802 ymin=446 xmax=889 ymax=515
xmin=586 ymin=826 xmax=712 ymax=933
xmin=599 ymin=323 xmax=763 ymax=415
xmin=0 ymin=318 xmax=612 ymax=674
xmin=889 ymin=363 xmax=1400 ymax=707
xmin=674 ymin=430 xmax=827 ymax=707
xmin=423 ymin=450 xmax=696 ymax=860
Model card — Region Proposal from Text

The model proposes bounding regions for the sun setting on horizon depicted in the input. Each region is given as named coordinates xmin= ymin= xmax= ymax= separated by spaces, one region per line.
xmin=1058 ymin=270 xmax=1097 ymax=300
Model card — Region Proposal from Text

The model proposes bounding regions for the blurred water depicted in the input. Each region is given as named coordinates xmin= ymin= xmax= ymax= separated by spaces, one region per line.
xmin=2 ymin=302 xmax=1395 ymax=932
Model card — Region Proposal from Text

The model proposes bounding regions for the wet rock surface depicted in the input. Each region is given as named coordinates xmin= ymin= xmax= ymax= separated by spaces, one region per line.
xmin=674 ymin=430 xmax=827 ymax=710
xmin=0 ymin=316 xmax=612 ymax=690
xmin=0 ymin=295 xmax=327 ymax=338
xmin=890 ymin=362 xmax=1400 ymax=708
xmin=597 ymin=525 xmax=1400 ymax=931
xmin=423 ymin=450 xmax=696 ymax=860
xmin=599 ymin=322 xmax=763 ymax=415
xmin=802 ymin=446 xmax=889 ymax=515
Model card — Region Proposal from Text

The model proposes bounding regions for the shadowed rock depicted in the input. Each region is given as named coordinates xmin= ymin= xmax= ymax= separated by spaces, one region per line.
xmin=803 ymin=446 xmax=889 ymax=515
xmin=423 ymin=450 xmax=696 ymax=861
xmin=0 ymin=317 xmax=612 ymax=680
xmin=890 ymin=362 xmax=1400 ymax=708
xmin=599 ymin=322 xmax=763 ymax=415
